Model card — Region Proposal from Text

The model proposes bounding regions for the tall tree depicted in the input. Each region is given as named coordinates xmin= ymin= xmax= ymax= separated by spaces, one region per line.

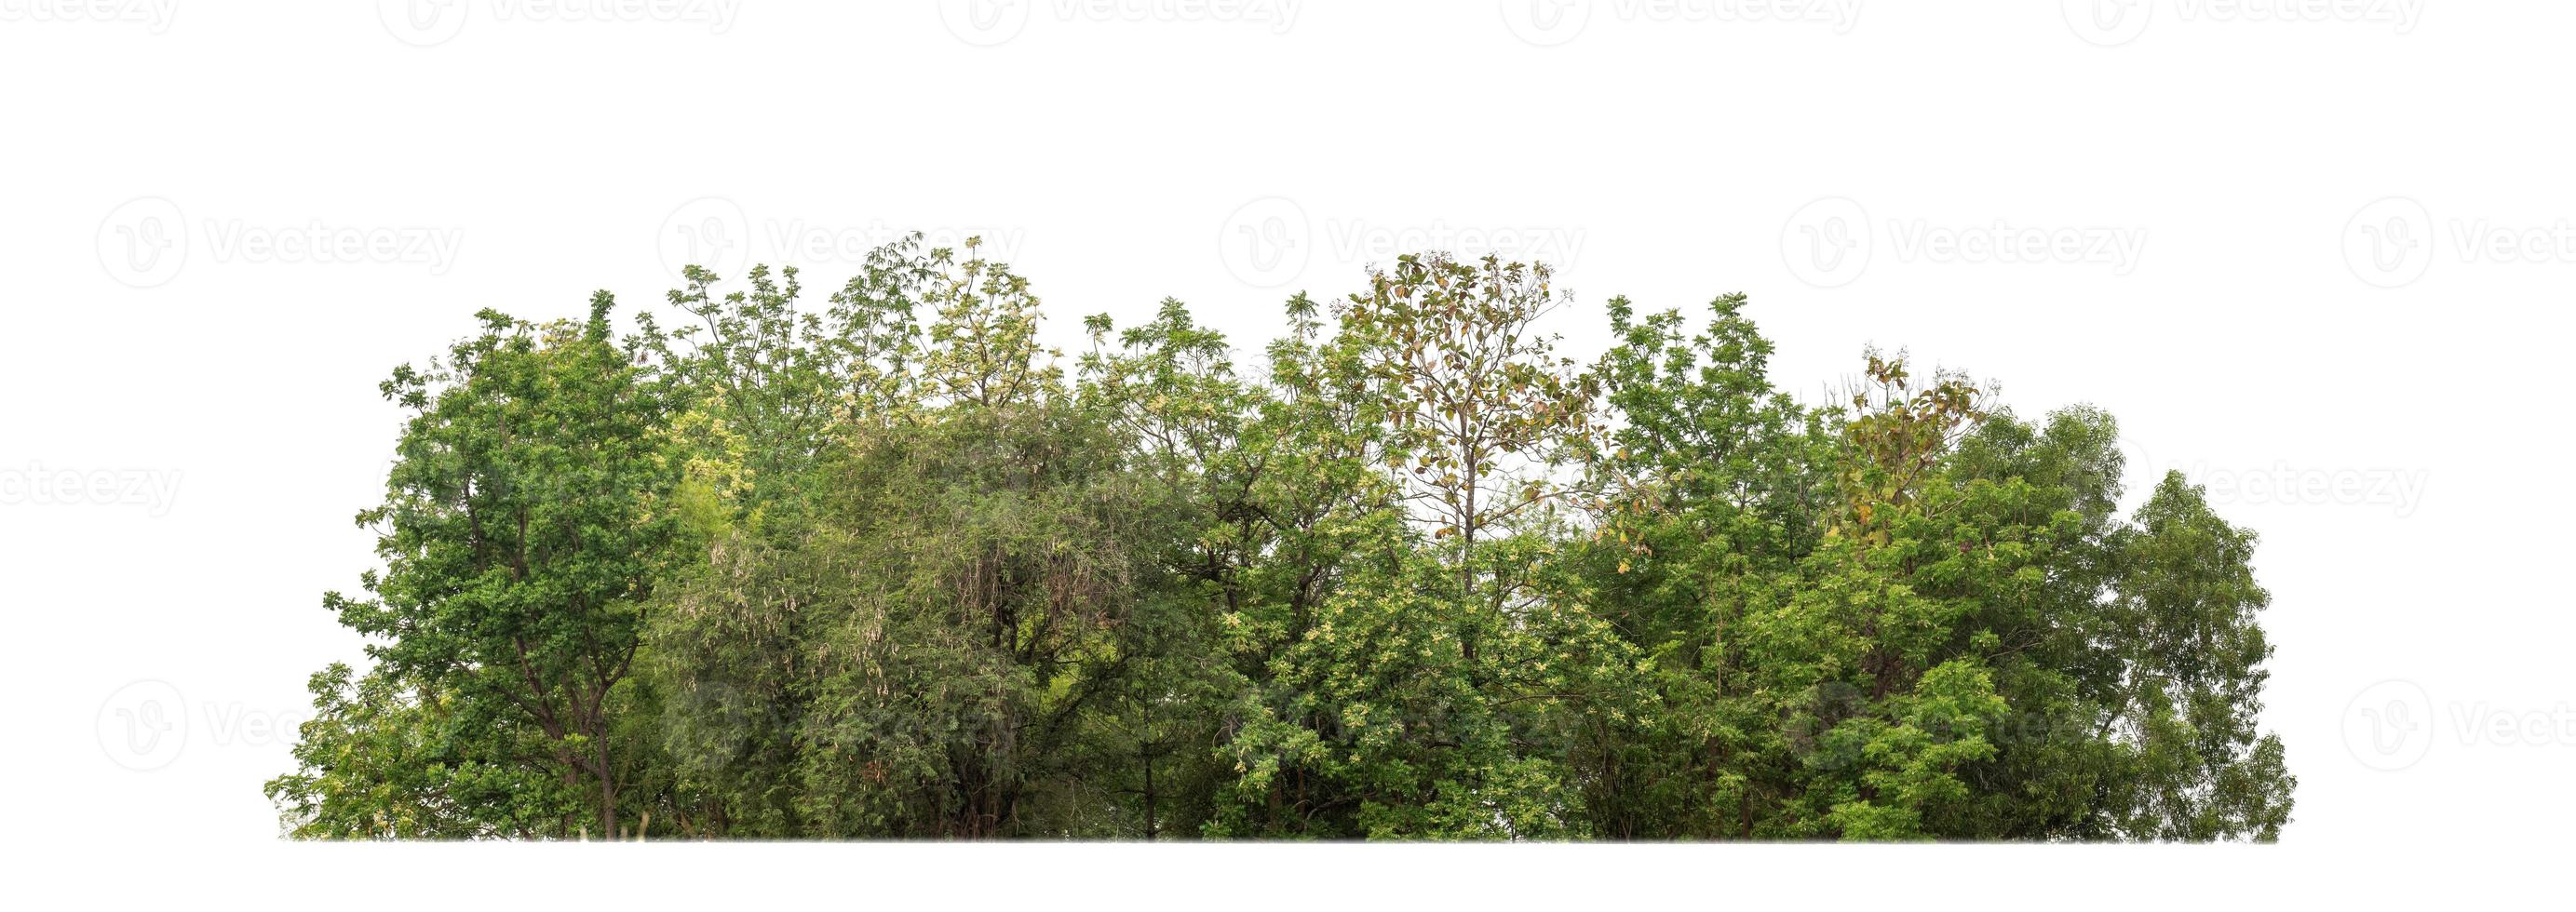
xmin=286 ymin=297 xmax=686 ymax=838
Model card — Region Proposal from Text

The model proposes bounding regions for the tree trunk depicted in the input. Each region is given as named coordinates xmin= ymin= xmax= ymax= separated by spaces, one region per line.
xmin=594 ymin=723 xmax=618 ymax=838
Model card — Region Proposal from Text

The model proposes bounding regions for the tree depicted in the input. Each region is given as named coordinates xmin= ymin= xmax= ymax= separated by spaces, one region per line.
xmin=284 ymin=297 xmax=687 ymax=838
xmin=1567 ymin=292 xmax=1834 ymax=838
xmin=273 ymin=244 xmax=2294 ymax=841
xmin=1345 ymin=253 xmax=1596 ymax=612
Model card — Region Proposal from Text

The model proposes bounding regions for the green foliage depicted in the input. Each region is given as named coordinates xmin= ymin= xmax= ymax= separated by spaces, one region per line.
xmin=272 ymin=237 xmax=2293 ymax=840
xmin=272 ymin=298 xmax=689 ymax=839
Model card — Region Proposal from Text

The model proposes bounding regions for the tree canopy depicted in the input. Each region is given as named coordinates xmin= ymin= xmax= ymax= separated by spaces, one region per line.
xmin=269 ymin=239 xmax=2293 ymax=840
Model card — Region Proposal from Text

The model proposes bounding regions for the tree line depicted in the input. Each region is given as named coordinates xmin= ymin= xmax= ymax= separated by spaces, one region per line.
xmin=267 ymin=238 xmax=2294 ymax=840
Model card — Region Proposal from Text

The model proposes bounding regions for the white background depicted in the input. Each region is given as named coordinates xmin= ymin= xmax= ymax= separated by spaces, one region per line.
xmin=4 ymin=0 xmax=2565 ymax=905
